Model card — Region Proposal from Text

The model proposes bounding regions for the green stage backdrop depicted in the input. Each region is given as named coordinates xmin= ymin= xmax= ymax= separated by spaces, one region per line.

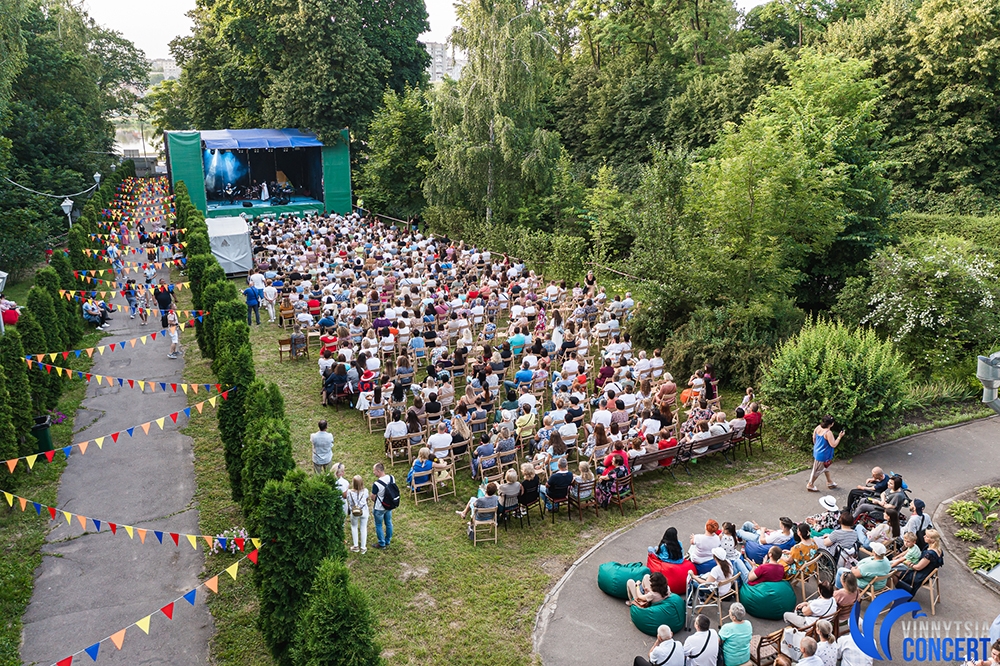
xmin=164 ymin=129 xmax=352 ymax=216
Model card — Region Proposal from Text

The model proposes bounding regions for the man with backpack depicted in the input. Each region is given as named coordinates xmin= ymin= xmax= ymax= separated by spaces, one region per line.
xmin=371 ymin=462 xmax=399 ymax=549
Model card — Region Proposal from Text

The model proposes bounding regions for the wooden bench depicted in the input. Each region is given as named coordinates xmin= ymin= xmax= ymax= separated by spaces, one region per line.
xmin=676 ymin=431 xmax=736 ymax=472
xmin=631 ymin=441 xmax=682 ymax=479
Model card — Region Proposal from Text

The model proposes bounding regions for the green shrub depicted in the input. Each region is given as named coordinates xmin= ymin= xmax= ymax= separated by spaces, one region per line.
xmin=14 ymin=311 xmax=57 ymax=411
xmin=0 ymin=365 xmax=19 ymax=491
xmin=0 ymin=329 xmax=35 ymax=452
xmin=241 ymin=416 xmax=295 ymax=532
xmin=948 ymin=500 xmax=979 ymax=526
xmin=968 ymin=547 xmax=1000 ymax=571
xmin=901 ymin=380 xmax=980 ymax=410
xmin=185 ymin=230 xmax=211 ymax=257
xmin=212 ymin=318 xmax=251 ymax=375
xmin=890 ymin=212 xmax=1000 ymax=251
xmin=759 ymin=319 xmax=909 ymax=455
xmin=977 ymin=486 xmax=1000 ymax=504
xmin=200 ymin=280 xmax=240 ymax=358
xmin=955 ymin=528 xmax=982 ymax=542
xmin=26 ymin=285 xmax=68 ymax=351
xmin=217 ymin=343 xmax=256 ymax=502
xmin=290 ymin=558 xmax=383 ymax=666
xmin=256 ymin=470 xmax=347 ymax=665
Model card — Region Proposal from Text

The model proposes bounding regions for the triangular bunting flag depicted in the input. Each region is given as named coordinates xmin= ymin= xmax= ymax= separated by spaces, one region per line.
xmin=141 ymin=422 xmax=151 ymax=434
xmin=47 ymin=506 xmax=56 ymax=520
xmin=234 ymin=538 xmax=245 ymax=551
xmin=154 ymin=530 xmax=164 ymax=544
xmin=161 ymin=602 xmax=174 ymax=620
xmin=137 ymin=528 xmax=147 ymax=543
xmin=183 ymin=589 xmax=197 ymax=605
xmin=180 ymin=384 xmax=188 ymax=394
xmin=248 ymin=548 xmax=259 ymax=565
xmin=109 ymin=522 xmax=117 ymax=534
xmin=170 ymin=532 xmax=179 ymax=546
xmin=191 ymin=383 xmax=198 ymax=394
xmin=93 ymin=519 xmax=101 ymax=532
xmin=44 ymin=450 xmax=55 ymax=463
xmin=77 ymin=513 xmax=87 ymax=529
xmin=109 ymin=628 xmax=126 ymax=650
xmin=79 ymin=441 xmax=89 ymax=455
xmin=225 ymin=561 xmax=239 ymax=580
xmin=18 ymin=496 xmax=26 ymax=511
xmin=63 ymin=446 xmax=72 ymax=459
xmin=63 ymin=511 xmax=72 ymax=525
xmin=135 ymin=615 xmax=151 ymax=634
xmin=2 ymin=491 xmax=11 ymax=507
xmin=202 ymin=535 xmax=213 ymax=547
xmin=204 ymin=576 xmax=219 ymax=593
xmin=155 ymin=417 xmax=165 ymax=429
xmin=126 ymin=427 xmax=134 ymax=438
xmin=183 ymin=407 xmax=191 ymax=418
xmin=6 ymin=459 xmax=16 ymax=474
xmin=170 ymin=412 xmax=178 ymax=423
xmin=84 ymin=642 xmax=100 ymax=661
xmin=124 ymin=525 xmax=134 ymax=539
xmin=186 ymin=534 xmax=198 ymax=549
xmin=25 ymin=454 xmax=37 ymax=469
xmin=194 ymin=402 xmax=204 ymax=414
xmin=218 ymin=537 xmax=227 ymax=551
xmin=251 ymin=538 xmax=261 ymax=549
xmin=138 ymin=380 xmax=145 ymax=391
xmin=56 ymin=656 xmax=73 ymax=666
xmin=208 ymin=396 xmax=217 ymax=407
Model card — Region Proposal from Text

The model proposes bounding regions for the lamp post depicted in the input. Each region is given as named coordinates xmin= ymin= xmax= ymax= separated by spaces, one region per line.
xmin=977 ymin=352 xmax=1000 ymax=416
xmin=94 ymin=172 xmax=102 ymax=186
xmin=61 ymin=198 xmax=73 ymax=229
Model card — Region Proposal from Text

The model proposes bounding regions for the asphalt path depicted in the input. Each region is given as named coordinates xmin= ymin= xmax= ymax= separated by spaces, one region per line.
xmin=535 ymin=417 xmax=1000 ymax=666
xmin=20 ymin=201 xmax=211 ymax=665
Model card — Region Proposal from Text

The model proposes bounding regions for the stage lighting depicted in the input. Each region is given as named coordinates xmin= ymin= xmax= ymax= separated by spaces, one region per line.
xmin=210 ymin=149 xmax=216 ymax=155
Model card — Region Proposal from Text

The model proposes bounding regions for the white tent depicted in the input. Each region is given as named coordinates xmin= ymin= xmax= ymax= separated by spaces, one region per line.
xmin=207 ymin=216 xmax=253 ymax=275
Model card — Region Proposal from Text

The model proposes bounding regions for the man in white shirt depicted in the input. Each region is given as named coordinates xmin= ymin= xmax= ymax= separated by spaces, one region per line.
xmin=427 ymin=423 xmax=453 ymax=459
xmin=633 ymin=624 xmax=684 ymax=666
xmin=797 ymin=637 xmax=823 ymax=666
xmin=836 ymin=634 xmax=874 ymax=666
xmin=517 ymin=386 xmax=537 ymax=413
xmin=310 ymin=420 xmax=334 ymax=474
xmin=683 ymin=614 xmax=719 ymax=666
xmin=592 ymin=399 xmax=612 ymax=428
xmin=383 ymin=410 xmax=407 ymax=440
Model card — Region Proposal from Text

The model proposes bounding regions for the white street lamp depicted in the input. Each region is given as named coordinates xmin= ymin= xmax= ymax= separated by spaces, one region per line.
xmin=61 ymin=198 xmax=73 ymax=229
xmin=977 ymin=353 xmax=1000 ymax=416
xmin=93 ymin=172 xmax=102 ymax=185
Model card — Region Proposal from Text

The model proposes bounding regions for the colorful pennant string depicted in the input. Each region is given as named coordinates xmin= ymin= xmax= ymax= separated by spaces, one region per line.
xmin=2 ymin=491 xmax=260 ymax=551
xmin=47 ymin=550 xmax=258 ymax=666
xmin=23 ymin=359 xmax=224 ymax=394
xmin=2 ymin=388 xmax=234 ymax=474
xmin=21 ymin=326 xmax=208 ymax=362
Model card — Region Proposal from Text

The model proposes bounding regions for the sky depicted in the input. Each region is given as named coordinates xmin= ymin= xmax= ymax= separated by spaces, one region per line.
xmin=84 ymin=0 xmax=757 ymax=60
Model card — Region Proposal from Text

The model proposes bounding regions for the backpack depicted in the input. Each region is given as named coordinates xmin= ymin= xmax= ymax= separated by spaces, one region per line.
xmin=377 ymin=476 xmax=400 ymax=511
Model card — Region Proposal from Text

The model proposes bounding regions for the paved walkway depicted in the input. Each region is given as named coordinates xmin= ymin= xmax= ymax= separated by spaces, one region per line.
xmin=535 ymin=417 xmax=1000 ymax=665
xmin=21 ymin=195 xmax=211 ymax=665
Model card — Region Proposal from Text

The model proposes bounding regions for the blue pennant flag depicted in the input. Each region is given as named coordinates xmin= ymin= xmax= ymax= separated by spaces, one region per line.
xmin=63 ymin=446 xmax=72 ymax=459
xmin=183 ymin=407 xmax=191 ymax=418
xmin=74 ymin=350 xmax=82 ymax=358
xmin=159 ymin=383 xmax=166 ymax=392
xmin=183 ymin=589 xmax=197 ymax=605
xmin=33 ymin=502 xmax=41 ymax=515
xmin=93 ymin=519 xmax=101 ymax=532
xmin=85 ymin=642 xmax=100 ymax=661
xmin=77 ymin=371 xmax=84 ymax=380
xmin=154 ymin=530 xmax=164 ymax=544
xmin=204 ymin=384 xmax=211 ymax=392
xmin=218 ymin=537 xmax=227 ymax=551
xmin=127 ymin=427 xmax=135 ymax=437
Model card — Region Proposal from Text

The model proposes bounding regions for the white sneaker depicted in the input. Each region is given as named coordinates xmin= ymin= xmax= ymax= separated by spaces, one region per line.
xmin=167 ymin=353 xmax=178 ymax=359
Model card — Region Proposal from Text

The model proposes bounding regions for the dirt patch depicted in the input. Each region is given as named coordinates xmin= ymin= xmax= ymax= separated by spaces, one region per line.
xmin=398 ymin=562 xmax=429 ymax=582
xmin=410 ymin=591 xmax=437 ymax=610
xmin=540 ymin=558 xmax=567 ymax=577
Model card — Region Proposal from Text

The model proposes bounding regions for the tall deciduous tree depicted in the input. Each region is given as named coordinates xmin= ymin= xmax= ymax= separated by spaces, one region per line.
xmin=425 ymin=0 xmax=562 ymax=224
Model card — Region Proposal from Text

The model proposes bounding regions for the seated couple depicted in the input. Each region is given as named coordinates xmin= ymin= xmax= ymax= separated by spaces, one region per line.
xmin=783 ymin=577 xmax=859 ymax=628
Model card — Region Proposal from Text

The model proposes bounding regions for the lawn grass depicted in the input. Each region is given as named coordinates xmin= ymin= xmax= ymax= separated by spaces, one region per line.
xmin=176 ymin=285 xmax=997 ymax=666
xmin=1 ymin=329 xmax=102 ymax=666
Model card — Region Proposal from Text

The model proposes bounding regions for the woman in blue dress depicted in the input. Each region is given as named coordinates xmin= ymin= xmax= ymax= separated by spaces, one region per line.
xmin=806 ymin=415 xmax=844 ymax=493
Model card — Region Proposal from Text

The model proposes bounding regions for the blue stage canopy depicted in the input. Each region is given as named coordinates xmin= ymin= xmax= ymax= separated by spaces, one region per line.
xmin=199 ymin=128 xmax=324 ymax=150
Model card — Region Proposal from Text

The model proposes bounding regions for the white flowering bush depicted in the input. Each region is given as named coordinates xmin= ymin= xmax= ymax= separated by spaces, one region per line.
xmin=836 ymin=235 xmax=1000 ymax=380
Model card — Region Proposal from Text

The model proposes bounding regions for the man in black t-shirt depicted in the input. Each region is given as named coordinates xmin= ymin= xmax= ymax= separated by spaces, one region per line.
xmin=541 ymin=458 xmax=573 ymax=509
xmin=153 ymin=279 xmax=174 ymax=328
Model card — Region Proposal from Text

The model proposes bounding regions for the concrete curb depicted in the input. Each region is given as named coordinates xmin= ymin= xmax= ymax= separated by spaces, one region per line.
xmin=531 ymin=414 xmax=998 ymax=658
xmin=934 ymin=487 xmax=1000 ymax=598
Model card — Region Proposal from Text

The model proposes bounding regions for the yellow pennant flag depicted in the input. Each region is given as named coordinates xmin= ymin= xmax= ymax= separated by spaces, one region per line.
xmin=25 ymin=455 xmax=37 ymax=470
xmin=47 ymin=352 xmax=57 ymax=362
xmin=204 ymin=576 xmax=219 ymax=594
xmin=178 ymin=322 xmax=185 ymax=332
xmin=140 ymin=422 xmax=151 ymax=434
xmin=97 ymin=346 xmax=106 ymax=355
xmin=186 ymin=534 xmax=198 ymax=549
xmin=3 ymin=491 xmax=12 ymax=507
xmin=138 ymin=380 xmax=145 ymax=391
xmin=77 ymin=514 xmax=87 ymax=530
xmin=124 ymin=525 xmax=134 ymax=539
xmin=135 ymin=615 xmax=151 ymax=635
xmin=155 ymin=417 xmax=165 ymax=430
xmin=94 ymin=375 xmax=102 ymax=385
xmin=137 ymin=528 xmax=146 ymax=544
xmin=180 ymin=384 xmax=188 ymax=395
xmin=251 ymin=538 xmax=261 ymax=549
xmin=140 ymin=336 xmax=147 ymax=344
xmin=63 ymin=511 xmax=72 ymax=525
xmin=208 ymin=396 xmax=218 ymax=407
xmin=225 ymin=561 xmax=239 ymax=580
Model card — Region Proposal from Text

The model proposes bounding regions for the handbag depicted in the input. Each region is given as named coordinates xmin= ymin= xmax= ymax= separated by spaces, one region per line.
xmin=349 ymin=493 xmax=363 ymax=517
xmin=781 ymin=627 xmax=804 ymax=661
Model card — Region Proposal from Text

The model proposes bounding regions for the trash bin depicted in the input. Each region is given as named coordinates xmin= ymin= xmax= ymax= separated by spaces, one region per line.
xmin=31 ymin=415 xmax=53 ymax=454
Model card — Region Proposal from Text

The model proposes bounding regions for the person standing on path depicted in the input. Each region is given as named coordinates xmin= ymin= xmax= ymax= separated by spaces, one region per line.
xmin=371 ymin=463 xmax=395 ymax=549
xmin=806 ymin=415 xmax=844 ymax=492
xmin=153 ymin=278 xmax=174 ymax=329
xmin=166 ymin=310 xmax=181 ymax=358
xmin=311 ymin=420 xmax=333 ymax=474
xmin=244 ymin=284 xmax=262 ymax=326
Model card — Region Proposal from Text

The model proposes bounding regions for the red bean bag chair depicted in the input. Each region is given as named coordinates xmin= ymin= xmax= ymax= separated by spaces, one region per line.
xmin=2 ymin=309 xmax=18 ymax=326
xmin=646 ymin=553 xmax=697 ymax=596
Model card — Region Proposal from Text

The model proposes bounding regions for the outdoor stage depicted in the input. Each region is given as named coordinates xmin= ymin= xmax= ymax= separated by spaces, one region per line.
xmin=205 ymin=195 xmax=325 ymax=218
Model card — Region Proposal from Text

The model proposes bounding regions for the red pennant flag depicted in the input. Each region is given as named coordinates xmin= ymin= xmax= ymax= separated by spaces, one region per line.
xmin=171 ymin=384 xmax=177 ymax=393
xmin=170 ymin=412 xmax=178 ymax=423
xmin=62 ymin=351 xmax=70 ymax=360
xmin=109 ymin=343 xmax=116 ymax=351
xmin=44 ymin=364 xmax=52 ymax=375
xmin=128 ymin=379 xmax=134 ymax=388
xmin=234 ymin=538 xmax=245 ymax=552
xmin=56 ymin=657 xmax=73 ymax=666
xmin=44 ymin=450 xmax=55 ymax=463
xmin=170 ymin=532 xmax=179 ymax=546
xmin=111 ymin=431 xmax=120 ymax=443
xmin=47 ymin=506 xmax=57 ymax=520
xmin=85 ymin=374 xmax=92 ymax=382
xmin=161 ymin=602 xmax=174 ymax=620
xmin=215 ymin=384 xmax=221 ymax=392
xmin=248 ymin=549 xmax=259 ymax=564
xmin=221 ymin=391 xmax=229 ymax=401
xmin=150 ymin=332 xmax=157 ymax=340
xmin=109 ymin=522 xmax=117 ymax=534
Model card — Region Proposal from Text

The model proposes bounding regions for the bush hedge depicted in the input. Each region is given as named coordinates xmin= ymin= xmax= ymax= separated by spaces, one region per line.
xmin=760 ymin=319 xmax=910 ymax=455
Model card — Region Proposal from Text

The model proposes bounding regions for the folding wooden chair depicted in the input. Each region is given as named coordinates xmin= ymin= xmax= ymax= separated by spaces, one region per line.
xmin=409 ymin=470 xmax=437 ymax=504
xmin=386 ymin=434 xmax=412 ymax=467
xmin=606 ymin=473 xmax=638 ymax=516
xmin=278 ymin=338 xmax=292 ymax=361
xmin=472 ymin=506 xmax=498 ymax=545
xmin=568 ymin=480 xmax=599 ymax=522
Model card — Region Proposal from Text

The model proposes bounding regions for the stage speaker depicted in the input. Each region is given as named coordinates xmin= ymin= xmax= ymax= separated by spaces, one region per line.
xmin=243 ymin=201 xmax=253 ymax=207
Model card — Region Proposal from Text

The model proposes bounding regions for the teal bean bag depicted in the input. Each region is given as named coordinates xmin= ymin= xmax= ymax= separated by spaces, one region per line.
xmin=739 ymin=580 xmax=797 ymax=620
xmin=630 ymin=594 xmax=686 ymax=635
xmin=598 ymin=561 xmax=650 ymax=599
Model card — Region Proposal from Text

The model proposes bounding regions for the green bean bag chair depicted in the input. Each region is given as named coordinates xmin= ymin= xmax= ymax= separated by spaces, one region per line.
xmin=630 ymin=594 xmax=686 ymax=635
xmin=739 ymin=580 xmax=797 ymax=620
xmin=598 ymin=561 xmax=650 ymax=599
